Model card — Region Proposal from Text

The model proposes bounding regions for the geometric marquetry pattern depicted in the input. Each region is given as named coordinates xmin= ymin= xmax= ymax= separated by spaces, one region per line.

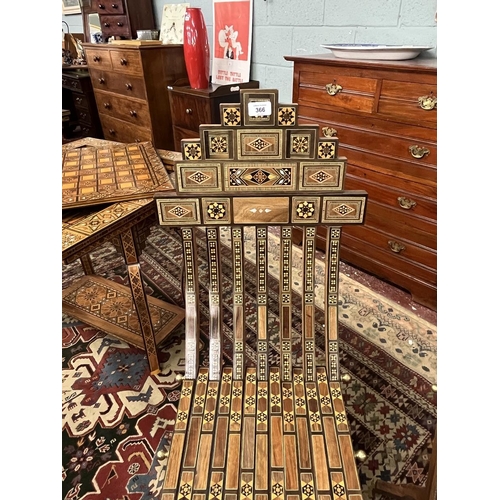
xmin=161 ymin=366 xmax=362 ymax=498
xmin=157 ymin=88 xmax=366 ymax=500
xmin=277 ymin=106 xmax=296 ymax=126
xmin=62 ymin=141 xmax=173 ymax=209
xmin=317 ymin=140 xmax=337 ymax=159
xmin=228 ymin=165 xmax=292 ymax=188
xmin=222 ymin=106 xmax=241 ymax=126
xmin=61 ymin=274 xmax=185 ymax=372
xmin=295 ymin=200 xmax=315 ymax=219
xmin=62 ymin=198 xmax=154 ymax=259
xmin=183 ymin=141 xmax=203 ymax=161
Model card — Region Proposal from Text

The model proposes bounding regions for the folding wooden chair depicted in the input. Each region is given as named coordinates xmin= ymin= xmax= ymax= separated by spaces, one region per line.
xmin=155 ymin=89 xmax=368 ymax=500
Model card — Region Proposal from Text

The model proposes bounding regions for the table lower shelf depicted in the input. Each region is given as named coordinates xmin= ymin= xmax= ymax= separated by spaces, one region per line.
xmin=62 ymin=275 xmax=185 ymax=349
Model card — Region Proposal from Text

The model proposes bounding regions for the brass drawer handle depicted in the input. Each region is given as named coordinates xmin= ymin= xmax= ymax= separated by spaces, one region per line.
xmin=112 ymin=3 xmax=119 ymax=8
xmin=325 ymin=83 xmax=343 ymax=96
xmin=129 ymin=110 xmax=137 ymax=117
xmin=93 ymin=55 xmax=101 ymax=62
xmin=103 ymin=102 xmax=111 ymax=109
xmin=98 ymin=77 xmax=105 ymax=84
xmin=418 ymin=94 xmax=437 ymax=110
xmin=109 ymin=129 xmax=116 ymax=135
xmin=322 ymin=126 xmax=337 ymax=137
xmin=388 ymin=240 xmax=405 ymax=253
xmin=397 ymin=196 xmax=417 ymax=210
xmin=75 ymin=97 xmax=82 ymax=104
xmin=117 ymin=22 xmax=124 ymax=27
xmin=104 ymin=22 xmax=110 ymax=27
xmin=409 ymin=145 xmax=430 ymax=159
xmin=120 ymin=58 xmax=128 ymax=65
xmin=186 ymin=108 xmax=193 ymax=114
xmin=98 ymin=3 xmax=105 ymax=8
xmin=125 ymin=83 xmax=132 ymax=90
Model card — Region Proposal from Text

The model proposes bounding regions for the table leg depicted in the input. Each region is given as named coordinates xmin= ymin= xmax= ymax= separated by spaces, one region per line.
xmin=80 ymin=254 xmax=95 ymax=275
xmin=119 ymin=228 xmax=160 ymax=374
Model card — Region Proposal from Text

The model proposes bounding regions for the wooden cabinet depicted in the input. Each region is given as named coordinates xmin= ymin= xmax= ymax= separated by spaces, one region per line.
xmin=284 ymin=54 xmax=437 ymax=310
xmin=168 ymin=81 xmax=260 ymax=151
xmin=90 ymin=0 xmax=155 ymax=42
xmin=84 ymin=42 xmax=188 ymax=150
xmin=62 ymin=69 xmax=102 ymax=139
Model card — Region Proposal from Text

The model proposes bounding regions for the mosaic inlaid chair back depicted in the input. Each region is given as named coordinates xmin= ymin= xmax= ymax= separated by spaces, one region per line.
xmin=156 ymin=88 xmax=367 ymax=382
xmin=155 ymin=89 xmax=368 ymax=500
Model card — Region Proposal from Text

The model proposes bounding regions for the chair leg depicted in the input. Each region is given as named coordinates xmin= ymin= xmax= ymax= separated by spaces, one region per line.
xmin=80 ymin=253 xmax=95 ymax=275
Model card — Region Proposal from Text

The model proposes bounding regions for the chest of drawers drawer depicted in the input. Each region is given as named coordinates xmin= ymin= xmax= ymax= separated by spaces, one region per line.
xmin=345 ymin=168 xmax=436 ymax=222
xmin=96 ymin=0 xmax=125 ymax=15
xmin=94 ymin=90 xmax=151 ymax=128
xmin=90 ymin=70 xmax=147 ymax=100
xmin=109 ymin=49 xmax=142 ymax=75
xmin=100 ymin=115 xmax=152 ymax=143
xmin=379 ymin=80 xmax=437 ymax=125
xmin=100 ymin=15 xmax=130 ymax=38
xmin=341 ymin=226 xmax=436 ymax=284
xmin=86 ymin=48 xmax=113 ymax=70
xmin=298 ymin=70 xmax=378 ymax=114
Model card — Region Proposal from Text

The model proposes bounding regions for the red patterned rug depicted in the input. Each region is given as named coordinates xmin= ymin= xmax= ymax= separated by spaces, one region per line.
xmin=62 ymin=225 xmax=437 ymax=500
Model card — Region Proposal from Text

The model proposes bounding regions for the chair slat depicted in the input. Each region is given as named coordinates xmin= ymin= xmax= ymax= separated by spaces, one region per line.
xmin=302 ymin=227 xmax=317 ymax=381
xmin=279 ymin=227 xmax=293 ymax=381
xmin=231 ymin=227 xmax=245 ymax=380
xmin=181 ymin=228 xmax=199 ymax=380
xmin=206 ymin=228 xmax=223 ymax=380
xmin=325 ymin=227 xmax=342 ymax=381
xmin=256 ymin=227 xmax=269 ymax=380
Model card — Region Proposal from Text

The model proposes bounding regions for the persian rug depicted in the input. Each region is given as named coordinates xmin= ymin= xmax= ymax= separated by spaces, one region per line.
xmin=62 ymin=225 xmax=437 ymax=500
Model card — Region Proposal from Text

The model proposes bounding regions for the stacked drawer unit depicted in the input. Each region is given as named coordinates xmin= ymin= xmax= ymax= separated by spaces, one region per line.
xmin=284 ymin=54 xmax=437 ymax=310
xmin=84 ymin=43 xmax=188 ymax=150
xmin=62 ymin=69 xmax=102 ymax=139
xmin=94 ymin=0 xmax=155 ymax=42
xmin=167 ymin=81 xmax=260 ymax=151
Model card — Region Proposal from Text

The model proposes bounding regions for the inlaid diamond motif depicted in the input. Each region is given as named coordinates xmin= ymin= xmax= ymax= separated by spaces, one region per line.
xmin=250 ymin=169 xmax=271 ymax=184
xmin=168 ymin=206 xmax=190 ymax=218
xmin=333 ymin=204 xmax=355 ymax=216
xmin=188 ymin=171 xmax=211 ymax=184
xmin=248 ymin=137 xmax=272 ymax=151
xmin=311 ymin=170 xmax=333 ymax=183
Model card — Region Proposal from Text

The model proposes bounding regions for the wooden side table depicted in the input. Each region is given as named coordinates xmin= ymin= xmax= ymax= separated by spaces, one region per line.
xmin=62 ymin=138 xmax=184 ymax=374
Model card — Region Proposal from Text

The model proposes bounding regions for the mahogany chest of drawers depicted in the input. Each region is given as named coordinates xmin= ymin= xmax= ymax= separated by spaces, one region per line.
xmin=284 ymin=54 xmax=437 ymax=310
xmin=84 ymin=42 xmax=188 ymax=150
xmin=168 ymin=81 xmax=260 ymax=151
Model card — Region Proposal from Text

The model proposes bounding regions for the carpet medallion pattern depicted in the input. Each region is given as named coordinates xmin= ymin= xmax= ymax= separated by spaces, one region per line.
xmin=62 ymin=225 xmax=437 ymax=500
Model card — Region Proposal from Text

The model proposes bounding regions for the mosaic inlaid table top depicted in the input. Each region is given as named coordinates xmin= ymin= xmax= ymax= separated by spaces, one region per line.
xmin=62 ymin=197 xmax=155 ymax=263
xmin=62 ymin=140 xmax=175 ymax=210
